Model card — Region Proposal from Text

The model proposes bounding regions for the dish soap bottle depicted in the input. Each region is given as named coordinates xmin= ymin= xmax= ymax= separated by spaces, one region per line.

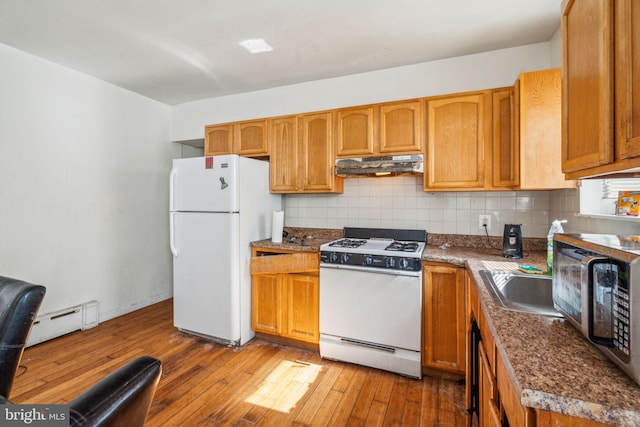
xmin=547 ymin=219 xmax=567 ymax=275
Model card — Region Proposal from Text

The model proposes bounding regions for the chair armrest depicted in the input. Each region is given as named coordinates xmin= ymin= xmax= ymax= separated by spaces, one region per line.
xmin=69 ymin=356 xmax=161 ymax=427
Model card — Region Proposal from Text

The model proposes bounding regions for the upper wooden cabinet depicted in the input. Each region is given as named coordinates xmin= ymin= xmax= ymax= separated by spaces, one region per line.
xmin=492 ymin=70 xmax=575 ymax=190
xmin=517 ymin=68 xmax=575 ymax=189
xmin=301 ymin=112 xmax=340 ymax=192
xmin=562 ymin=0 xmax=640 ymax=178
xmin=234 ymin=119 xmax=269 ymax=156
xmin=615 ymin=0 xmax=640 ymax=160
xmin=204 ymin=124 xmax=233 ymax=156
xmin=334 ymin=101 xmax=421 ymax=157
xmin=269 ymin=116 xmax=299 ymax=193
xmin=425 ymin=91 xmax=491 ymax=190
xmin=205 ymin=119 xmax=269 ymax=157
xmin=335 ymin=106 xmax=376 ymax=156
xmin=492 ymin=87 xmax=520 ymax=188
xmin=269 ymin=113 xmax=343 ymax=194
xmin=379 ymin=100 xmax=422 ymax=153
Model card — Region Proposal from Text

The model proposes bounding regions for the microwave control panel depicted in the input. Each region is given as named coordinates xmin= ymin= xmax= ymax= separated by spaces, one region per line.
xmin=613 ymin=285 xmax=631 ymax=360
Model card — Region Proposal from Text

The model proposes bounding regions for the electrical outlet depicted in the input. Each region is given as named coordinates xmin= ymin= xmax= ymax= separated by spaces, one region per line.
xmin=479 ymin=215 xmax=491 ymax=230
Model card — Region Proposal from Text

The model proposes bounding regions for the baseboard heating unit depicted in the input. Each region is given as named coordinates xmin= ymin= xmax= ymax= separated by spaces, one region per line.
xmin=27 ymin=301 xmax=99 ymax=347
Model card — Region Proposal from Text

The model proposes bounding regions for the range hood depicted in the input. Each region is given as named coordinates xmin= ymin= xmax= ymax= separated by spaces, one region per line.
xmin=335 ymin=154 xmax=423 ymax=177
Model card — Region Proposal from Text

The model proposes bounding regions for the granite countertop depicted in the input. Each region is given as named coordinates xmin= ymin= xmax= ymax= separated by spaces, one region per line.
xmin=250 ymin=227 xmax=342 ymax=252
xmin=427 ymin=245 xmax=640 ymax=426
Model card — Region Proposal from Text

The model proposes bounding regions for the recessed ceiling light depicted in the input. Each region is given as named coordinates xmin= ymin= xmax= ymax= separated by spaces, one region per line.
xmin=238 ymin=38 xmax=273 ymax=54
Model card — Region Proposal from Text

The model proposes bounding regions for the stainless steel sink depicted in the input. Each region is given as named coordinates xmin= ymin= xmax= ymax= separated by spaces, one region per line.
xmin=479 ymin=270 xmax=562 ymax=317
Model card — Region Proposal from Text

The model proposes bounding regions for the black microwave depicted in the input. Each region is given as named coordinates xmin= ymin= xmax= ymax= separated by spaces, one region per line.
xmin=553 ymin=233 xmax=640 ymax=385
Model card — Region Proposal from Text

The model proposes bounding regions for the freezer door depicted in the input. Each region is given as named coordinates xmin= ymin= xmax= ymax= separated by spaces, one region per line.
xmin=173 ymin=211 xmax=240 ymax=342
xmin=170 ymin=155 xmax=239 ymax=212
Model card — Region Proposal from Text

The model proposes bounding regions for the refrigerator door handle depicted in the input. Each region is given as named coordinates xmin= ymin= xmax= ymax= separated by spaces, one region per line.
xmin=170 ymin=212 xmax=178 ymax=257
xmin=169 ymin=167 xmax=177 ymax=211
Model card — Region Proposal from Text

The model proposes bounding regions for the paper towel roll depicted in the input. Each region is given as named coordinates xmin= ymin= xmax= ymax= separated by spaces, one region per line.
xmin=271 ymin=211 xmax=284 ymax=243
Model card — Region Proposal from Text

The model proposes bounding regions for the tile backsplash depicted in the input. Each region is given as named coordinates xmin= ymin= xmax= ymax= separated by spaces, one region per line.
xmin=283 ymin=176 xmax=552 ymax=238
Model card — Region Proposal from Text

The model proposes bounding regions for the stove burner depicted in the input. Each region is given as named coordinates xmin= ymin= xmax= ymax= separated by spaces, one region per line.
xmin=385 ymin=241 xmax=420 ymax=252
xmin=329 ymin=238 xmax=367 ymax=249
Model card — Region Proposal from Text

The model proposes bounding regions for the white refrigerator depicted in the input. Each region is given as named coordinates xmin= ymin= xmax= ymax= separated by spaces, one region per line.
xmin=169 ymin=155 xmax=282 ymax=345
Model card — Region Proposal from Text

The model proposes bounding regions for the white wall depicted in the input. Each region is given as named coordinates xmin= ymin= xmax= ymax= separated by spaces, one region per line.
xmin=172 ymin=42 xmax=552 ymax=140
xmin=0 ymin=43 xmax=173 ymax=320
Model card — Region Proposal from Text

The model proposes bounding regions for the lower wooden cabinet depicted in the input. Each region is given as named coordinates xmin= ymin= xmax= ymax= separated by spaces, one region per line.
xmin=479 ymin=342 xmax=500 ymax=427
xmin=250 ymin=248 xmax=319 ymax=345
xmin=467 ymin=274 xmax=534 ymax=427
xmin=251 ymin=273 xmax=281 ymax=335
xmin=422 ymin=262 xmax=466 ymax=374
xmin=284 ymin=274 xmax=319 ymax=343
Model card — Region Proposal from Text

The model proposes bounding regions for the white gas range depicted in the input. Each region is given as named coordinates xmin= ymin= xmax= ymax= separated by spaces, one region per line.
xmin=319 ymin=227 xmax=426 ymax=378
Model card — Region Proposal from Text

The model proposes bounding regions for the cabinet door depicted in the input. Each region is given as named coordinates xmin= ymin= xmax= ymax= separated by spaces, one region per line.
xmin=496 ymin=350 xmax=535 ymax=427
xmin=379 ymin=100 xmax=422 ymax=153
xmin=479 ymin=342 xmax=499 ymax=427
xmin=492 ymin=87 xmax=519 ymax=188
xmin=301 ymin=112 xmax=339 ymax=192
xmin=285 ymin=274 xmax=319 ymax=343
xmin=425 ymin=93 xmax=490 ymax=190
xmin=204 ymin=124 xmax=233 ymax=156
xmin=519 ymin=69 xmax=575 ymax=189
xmin=251 ymin=274 xmax=282 ymax=335
xmin=234 ymin=119 xmax=268 ymax=156
xmin=423 ymin=263 xmax=466 ymax=374
xmin=335 ymin=106 xmax=376 ymax=156
xmin=562 ymin=0 xmax=614 ymax=172
xmin=269 ymin=116 xmax=299 ymax=192
xmin=616 ymin=0 xmax=640 ymax=159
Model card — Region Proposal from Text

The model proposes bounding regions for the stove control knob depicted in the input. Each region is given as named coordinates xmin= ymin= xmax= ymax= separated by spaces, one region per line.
xmin=330 ymin=252 xmax=339 ymax=263
xmin=364 ymin=255 xmax=373 ymax=265
xmin=385 ymin=257 xmax=396 ymax=268
xmin=399 ymin=258 xmax=410 ymax=269
xmin=341 ymin=253 xmax=350 ymax=264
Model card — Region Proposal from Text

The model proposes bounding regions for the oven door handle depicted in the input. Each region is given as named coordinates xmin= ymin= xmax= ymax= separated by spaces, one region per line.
xmin=319 ymin=263 xmax=421 ymax=277
xmin=340 ymin=337 xmax=396 ymax=353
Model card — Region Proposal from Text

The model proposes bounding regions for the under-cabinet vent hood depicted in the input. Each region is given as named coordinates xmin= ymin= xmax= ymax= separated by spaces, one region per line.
xmin=335 ymin=154 xmax=423 ymax=177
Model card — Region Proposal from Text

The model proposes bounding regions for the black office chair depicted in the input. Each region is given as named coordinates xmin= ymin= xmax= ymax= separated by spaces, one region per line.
xmin=0 ymin=276 xmax=46 ymax=399
xmin=0 ymin=276 xmax=162 ymax=426
xmin=69 ymin=355 xmax=162 ymax=427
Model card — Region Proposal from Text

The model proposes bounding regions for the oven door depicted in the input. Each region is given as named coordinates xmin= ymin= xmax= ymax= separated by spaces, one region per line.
xmin=319 ymin=265 xmax=421 ymax=351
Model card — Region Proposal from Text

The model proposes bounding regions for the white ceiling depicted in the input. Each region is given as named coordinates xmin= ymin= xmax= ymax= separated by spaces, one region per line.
xmin=0 ymin=0 xmax=562 ymax=106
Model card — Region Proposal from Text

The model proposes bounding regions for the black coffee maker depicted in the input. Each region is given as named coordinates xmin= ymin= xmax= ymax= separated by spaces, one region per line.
xmin=502 ymin=224 xmax=523 ymax=258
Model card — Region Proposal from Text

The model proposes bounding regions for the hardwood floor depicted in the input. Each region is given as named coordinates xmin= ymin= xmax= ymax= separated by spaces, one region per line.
xmin=13 ymin=299 xmax=467 ymax=426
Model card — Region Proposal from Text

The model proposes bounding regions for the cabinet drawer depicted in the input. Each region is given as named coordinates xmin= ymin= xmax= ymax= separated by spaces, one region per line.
xmin=250 ymin=252 xmax=319 ymax=275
